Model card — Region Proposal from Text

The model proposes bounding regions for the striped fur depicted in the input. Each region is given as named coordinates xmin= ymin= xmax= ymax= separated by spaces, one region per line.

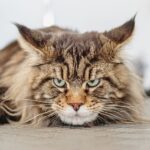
xmin=0 ymin=18 xmax=144 ymax=127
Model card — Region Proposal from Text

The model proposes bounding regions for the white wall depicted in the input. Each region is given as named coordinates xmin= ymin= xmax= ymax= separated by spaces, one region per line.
xmin=0 ymin=0 xmax=149 ymax=48
xmin=0 ymin=0 xmax=45 ymax=48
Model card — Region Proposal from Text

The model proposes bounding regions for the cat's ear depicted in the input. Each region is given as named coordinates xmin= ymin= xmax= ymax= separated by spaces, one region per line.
xmin=100 ymin=16 xmax=135 ymax=62
xmin=103 ymin=16 xmax=135 ymax=45
xmin=15 ymin=23 xmax=54 ymax=57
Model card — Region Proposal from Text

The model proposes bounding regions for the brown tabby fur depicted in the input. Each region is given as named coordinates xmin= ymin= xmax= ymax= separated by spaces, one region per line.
xmin=0 ymin=17 xmax=144 ymax=127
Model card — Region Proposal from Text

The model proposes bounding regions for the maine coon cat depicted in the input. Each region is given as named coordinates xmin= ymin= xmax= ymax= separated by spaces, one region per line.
xmin=0 ymin=17 xmax=144 ymax=126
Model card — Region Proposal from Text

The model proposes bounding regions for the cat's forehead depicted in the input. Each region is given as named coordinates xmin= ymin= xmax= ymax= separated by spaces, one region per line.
xmin=52 ymin=32 xmax=104 ymax=52
xmin=49 ymin=32 xmax=108 ymax=67
xmin=42 ymin=33 xmax=111 ymax=81
xmin=38 ymin=32 xmax=109 ymax=76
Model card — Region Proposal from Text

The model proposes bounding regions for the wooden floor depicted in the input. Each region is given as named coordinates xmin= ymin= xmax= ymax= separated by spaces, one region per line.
xmin=0 ymin=99 xmax=150 ymax=150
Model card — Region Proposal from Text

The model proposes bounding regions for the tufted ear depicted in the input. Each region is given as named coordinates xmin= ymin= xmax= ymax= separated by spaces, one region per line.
xmin=15 ymin=23 xmax=55 ymax=58
xmin=103 ymin=16 xmax=135 ymax=45
xmin=99 ymin=16 xmax=136 ymax=62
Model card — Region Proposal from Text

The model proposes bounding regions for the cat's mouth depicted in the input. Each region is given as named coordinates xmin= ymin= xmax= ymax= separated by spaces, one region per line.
xmin=58 ymin=105 xmax=98 ymax=125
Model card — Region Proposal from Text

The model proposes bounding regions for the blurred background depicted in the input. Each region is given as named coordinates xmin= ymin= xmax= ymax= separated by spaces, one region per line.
xmin=0 ymin=0 xmax=150 ymax=92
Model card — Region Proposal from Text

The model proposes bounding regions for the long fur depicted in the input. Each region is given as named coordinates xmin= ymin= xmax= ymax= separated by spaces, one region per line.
xmin=0 ymin=19 xmax=145 ymax=127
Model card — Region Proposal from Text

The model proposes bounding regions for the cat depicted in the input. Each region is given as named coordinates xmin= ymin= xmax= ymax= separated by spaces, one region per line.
xmin=0 ymin=17 xmax=145 ymax=127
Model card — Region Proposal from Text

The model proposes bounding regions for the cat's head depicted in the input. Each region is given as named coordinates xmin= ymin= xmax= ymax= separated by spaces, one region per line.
xmin=15 ymin=17 xmax=143 ymax=126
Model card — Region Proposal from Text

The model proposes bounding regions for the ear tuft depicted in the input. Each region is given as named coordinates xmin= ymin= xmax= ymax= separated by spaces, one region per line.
xmin=14 ymin=23 xmax=46 ymax=49
xmin=14 ymin=23 xmax=57 ymax=59
xmin=104 ymin=16 xmax=136 ymax=44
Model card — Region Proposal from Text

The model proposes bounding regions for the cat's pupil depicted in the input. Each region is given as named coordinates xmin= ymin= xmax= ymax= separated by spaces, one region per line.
xmin=90 ymin=80 xmax=94 ymax=83
xmin=58 ymin=79 xmax=61 ymax=83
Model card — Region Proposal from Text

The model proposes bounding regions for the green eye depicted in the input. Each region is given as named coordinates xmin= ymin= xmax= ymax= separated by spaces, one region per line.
xmin=87 ymin=79 xmax=100 ymax=88
xmin=53 ymin=78 xmax=66 ymax=88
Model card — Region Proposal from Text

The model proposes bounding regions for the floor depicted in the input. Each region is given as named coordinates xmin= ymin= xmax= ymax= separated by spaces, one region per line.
xmin=0 ymin=100 xmax=150 ymax=150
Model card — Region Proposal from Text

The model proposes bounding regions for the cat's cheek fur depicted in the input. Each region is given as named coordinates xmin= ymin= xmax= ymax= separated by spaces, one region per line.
xmin=58 ymin=105 xmax=98 ymax=125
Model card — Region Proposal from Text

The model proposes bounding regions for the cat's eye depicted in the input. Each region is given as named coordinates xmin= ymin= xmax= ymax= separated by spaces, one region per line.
xmin=86 ymin=79 xmax=100 ymax=88
xmin=53 ymin=78 xmax=66 ymax=88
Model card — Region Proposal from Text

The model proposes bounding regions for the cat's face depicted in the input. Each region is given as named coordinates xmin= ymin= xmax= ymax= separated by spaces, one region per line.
xmin=31 ymin=46 xmax=129 ymax=125
xmin=15 ymin=17 xmax=140 ymax=126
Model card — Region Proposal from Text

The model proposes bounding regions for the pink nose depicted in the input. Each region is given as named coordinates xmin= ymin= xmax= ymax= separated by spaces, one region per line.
xmin=68 ymin=102 xmax=83 ymax=111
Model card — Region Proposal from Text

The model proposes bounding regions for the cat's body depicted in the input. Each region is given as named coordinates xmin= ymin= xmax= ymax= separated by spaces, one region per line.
xmin=0 ymin=18 xmax=145 ymax=127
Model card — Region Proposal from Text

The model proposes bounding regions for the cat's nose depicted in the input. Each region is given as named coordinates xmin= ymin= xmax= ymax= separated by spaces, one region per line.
xmin=68 ymin=102 xmax=84 ymax=111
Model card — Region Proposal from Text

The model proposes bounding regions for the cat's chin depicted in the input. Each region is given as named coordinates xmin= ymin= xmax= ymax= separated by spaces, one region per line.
xmin=59 ymin=114 xmax=97 ymax=125
xmin=58 ymin=105 xmax=98 ymax=125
